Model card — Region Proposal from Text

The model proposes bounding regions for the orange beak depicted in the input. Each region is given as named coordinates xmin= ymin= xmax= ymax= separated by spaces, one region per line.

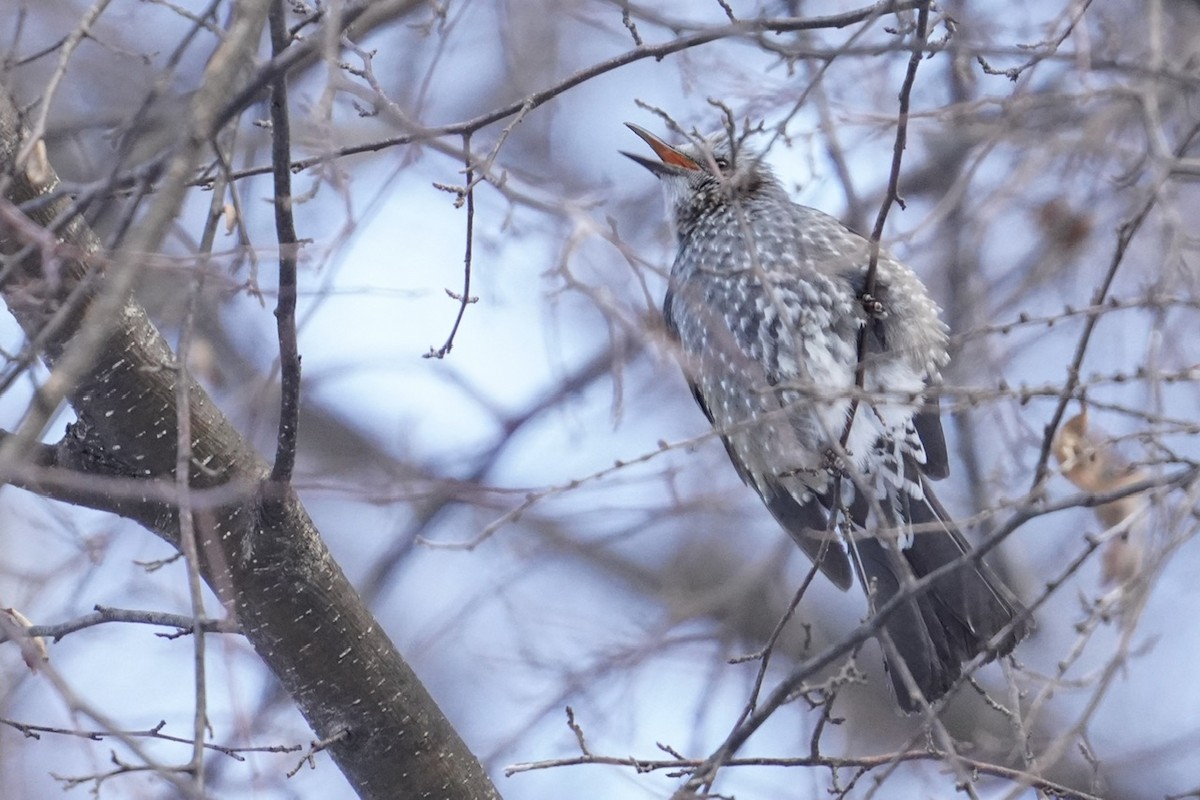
xmin=621 ymin=123 xmax=700 ymax=175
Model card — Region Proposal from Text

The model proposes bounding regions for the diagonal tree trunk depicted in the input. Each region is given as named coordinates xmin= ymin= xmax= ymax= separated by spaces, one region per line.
xmin=0 ymin=58 xmax=502 ymax=800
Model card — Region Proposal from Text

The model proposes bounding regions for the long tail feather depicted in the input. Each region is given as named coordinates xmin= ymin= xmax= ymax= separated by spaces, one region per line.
xmin=848 ymin=476 xmax=1029 ymax=712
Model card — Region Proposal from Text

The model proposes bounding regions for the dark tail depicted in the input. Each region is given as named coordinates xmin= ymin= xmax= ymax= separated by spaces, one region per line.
xmin=850 ymin=479 xmax=1029 ymax=712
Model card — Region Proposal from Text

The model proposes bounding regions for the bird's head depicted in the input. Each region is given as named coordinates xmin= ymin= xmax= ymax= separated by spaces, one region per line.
xmin=622 ymin=123 xmax=774 ymax=226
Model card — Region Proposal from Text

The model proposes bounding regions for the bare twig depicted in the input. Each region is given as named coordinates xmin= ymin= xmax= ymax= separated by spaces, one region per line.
xmin=425 ymin=131 xmax=477 ymax=359
xmin=0 ymin=717 xmax=295 ymax=759
xmin=286 ymin=726 xmax=351 ymax=778
xmin=8 ymin=605 xmax=238 ymax=642
xmin=505 ymin=748 xmax=1103 ymax=800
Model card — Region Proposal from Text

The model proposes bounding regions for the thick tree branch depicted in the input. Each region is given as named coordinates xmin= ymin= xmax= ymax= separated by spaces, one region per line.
xmin=0 ymin=77 xmax=501 ymax=800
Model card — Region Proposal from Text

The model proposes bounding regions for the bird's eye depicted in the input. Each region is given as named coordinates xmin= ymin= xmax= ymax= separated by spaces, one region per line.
xmin=713 ymin=157 xmax=729 ymax=171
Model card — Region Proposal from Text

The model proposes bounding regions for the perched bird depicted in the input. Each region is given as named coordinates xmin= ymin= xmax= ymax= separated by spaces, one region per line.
xmin=624 ymin=123 xmax=1028 ymax=712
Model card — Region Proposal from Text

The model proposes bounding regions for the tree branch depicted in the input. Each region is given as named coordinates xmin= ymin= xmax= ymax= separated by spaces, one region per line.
xmin=268 ymin=0 xmax=302 ymax=484
xmin=0 ymin=68 xmax=501 ymax=800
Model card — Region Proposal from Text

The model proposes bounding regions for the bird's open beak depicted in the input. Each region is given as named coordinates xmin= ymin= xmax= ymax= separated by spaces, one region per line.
xmin=621 ymin=123 xmax=700 ymax=176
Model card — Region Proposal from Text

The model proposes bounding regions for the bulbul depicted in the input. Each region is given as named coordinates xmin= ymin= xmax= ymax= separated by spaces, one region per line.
xmin=624 ymin=123 xmax=1028 ymax=711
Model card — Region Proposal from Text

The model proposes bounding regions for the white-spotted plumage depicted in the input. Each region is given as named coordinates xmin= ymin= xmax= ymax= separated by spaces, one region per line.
xmin=625 ymin=124 xmax=1028 ymax=711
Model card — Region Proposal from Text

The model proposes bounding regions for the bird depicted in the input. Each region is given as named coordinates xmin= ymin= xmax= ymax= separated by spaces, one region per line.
xmin=623 ymin=122 xmax=1028 ymax=712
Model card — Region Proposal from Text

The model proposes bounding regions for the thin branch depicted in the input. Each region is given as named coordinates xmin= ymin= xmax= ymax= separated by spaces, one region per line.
xmin=505 ymin=749 xmax=1103 ymax=800
xmin=286 ymin=726 xmax=351 ymax=778
xmin=269 ymin=0 xmax=302 ymax=483
xmin=424 ymin=131 xmax=477 ymax=359
xmin=727 ymin=555 xmax=824 ymax=722
xmin=834 ymin=1 xmax=930 ymax=527
xmin=864 ymin=1 xmax=928 ymax=283
xmin=8 ymin=605 xmax=238 ymax=642
xmin=0 ymin=716 xmax=291 ymax=759
xmin=172 ymin=121 xmax=242 ymax=798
